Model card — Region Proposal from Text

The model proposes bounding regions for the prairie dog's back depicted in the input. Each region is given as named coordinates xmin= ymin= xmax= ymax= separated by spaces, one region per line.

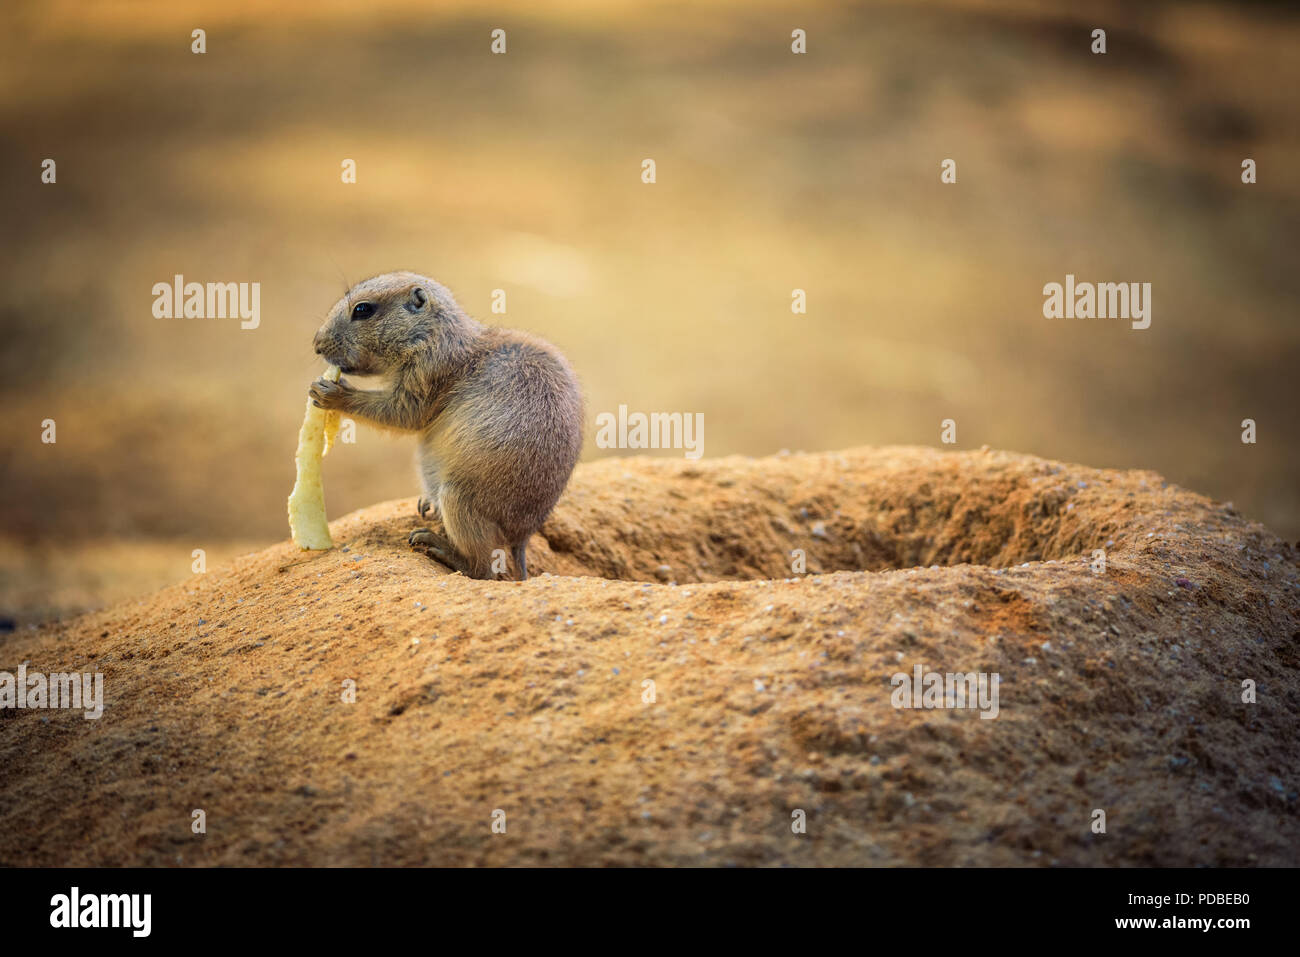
xmin=427 ymin=329 xmax=583 ymax=538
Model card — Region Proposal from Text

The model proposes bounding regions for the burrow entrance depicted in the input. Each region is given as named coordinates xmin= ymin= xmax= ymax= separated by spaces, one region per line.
xmin=531 ymin=448 xmax=1161 ymax=583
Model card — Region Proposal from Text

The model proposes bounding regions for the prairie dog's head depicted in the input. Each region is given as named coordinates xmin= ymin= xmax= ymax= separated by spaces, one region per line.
xmin=313 ymin=271 xmax=471 ymax=376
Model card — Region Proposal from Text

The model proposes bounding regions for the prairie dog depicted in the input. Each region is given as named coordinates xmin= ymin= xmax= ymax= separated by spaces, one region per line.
xmin=309 ymin=271 xmax=582 ymax=580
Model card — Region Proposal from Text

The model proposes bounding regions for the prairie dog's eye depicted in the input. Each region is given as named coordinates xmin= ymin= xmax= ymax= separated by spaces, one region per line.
xmin=351 ymin=302 xmax=375 ymax=321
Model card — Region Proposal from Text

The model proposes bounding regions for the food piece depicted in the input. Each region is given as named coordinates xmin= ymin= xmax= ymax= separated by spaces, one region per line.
xmin=287 ymin=365 xmax=341 ymax=549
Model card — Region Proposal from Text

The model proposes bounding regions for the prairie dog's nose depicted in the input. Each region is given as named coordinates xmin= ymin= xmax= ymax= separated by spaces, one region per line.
xmin=312 ymin=330 xmax=325 ymax=354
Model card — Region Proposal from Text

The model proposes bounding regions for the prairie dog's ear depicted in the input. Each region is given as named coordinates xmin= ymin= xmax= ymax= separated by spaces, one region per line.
xmin=404 ymin=284 xmax=429 ymax=312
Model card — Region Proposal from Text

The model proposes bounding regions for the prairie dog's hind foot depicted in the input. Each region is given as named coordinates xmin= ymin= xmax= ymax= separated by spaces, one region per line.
xmin=408 ymin=528 xmax=469 ymax=576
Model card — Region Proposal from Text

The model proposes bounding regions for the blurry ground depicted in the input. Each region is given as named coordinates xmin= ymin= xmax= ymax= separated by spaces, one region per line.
xmin=2 ymin=447 xmax=1296 ymax=866
xmin=0 ymin=0 xmax=1297 ymax=622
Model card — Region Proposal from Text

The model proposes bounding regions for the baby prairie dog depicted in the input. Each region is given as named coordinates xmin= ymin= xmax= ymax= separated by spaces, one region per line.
xmin=309 ymin=271 xmax=582 ymax=580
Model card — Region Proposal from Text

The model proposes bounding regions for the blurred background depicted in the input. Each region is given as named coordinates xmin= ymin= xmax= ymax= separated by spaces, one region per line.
xmin=1 ymin=0 xmax=1297 ymax=622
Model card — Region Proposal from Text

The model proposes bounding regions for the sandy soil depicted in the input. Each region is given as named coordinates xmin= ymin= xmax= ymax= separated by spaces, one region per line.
xmin=1 ymin=445 xmax=1296 ymax=866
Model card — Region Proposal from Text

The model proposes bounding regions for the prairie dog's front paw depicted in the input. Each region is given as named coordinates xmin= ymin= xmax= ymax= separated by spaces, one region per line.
xmin=309 ymin=375 xmax=351 ymax=410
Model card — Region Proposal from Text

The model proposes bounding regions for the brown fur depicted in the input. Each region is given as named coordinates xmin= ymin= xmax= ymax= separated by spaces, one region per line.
xmin=309 ymin=272 xmax=582 ymax=580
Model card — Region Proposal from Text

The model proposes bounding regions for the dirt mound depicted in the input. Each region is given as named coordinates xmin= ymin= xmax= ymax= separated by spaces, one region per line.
xmin=1 ymin=446 xmax=1297 ymax=866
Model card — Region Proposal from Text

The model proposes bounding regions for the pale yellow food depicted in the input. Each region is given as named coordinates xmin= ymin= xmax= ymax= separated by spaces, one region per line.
xmin=287 ymin=365 xmax=341 ymax=549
